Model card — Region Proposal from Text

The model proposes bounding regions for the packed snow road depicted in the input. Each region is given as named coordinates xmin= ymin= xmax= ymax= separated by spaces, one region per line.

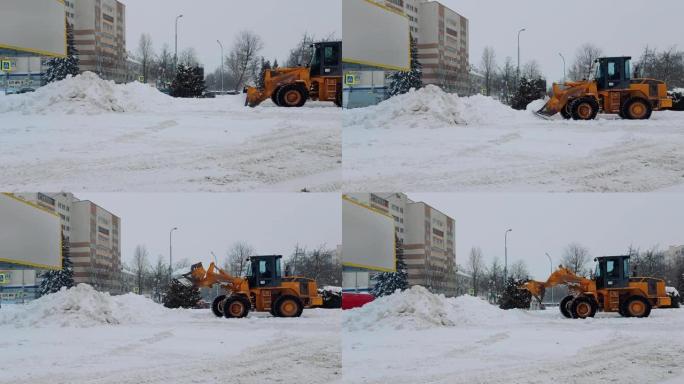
xmin=0 ymin=73 xmax=341 ymax=192
xmin=343 ymin=287 xmax=684 ymax=384
xmin=0 ymin=285 xmax=341 ymax=384
xmin=343 ymin=86 xmax=684 ymax=192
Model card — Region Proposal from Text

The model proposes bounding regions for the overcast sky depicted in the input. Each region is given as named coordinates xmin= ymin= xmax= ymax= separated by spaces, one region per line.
xmin=78 ymin=193 xmax=341 ymax=268
xmin=124 ymin=0 xmax=341 ymax=72
xmin=442 ymin=0 xmax=684 ymax=82
xmin=410 ymin=193 xmax=684 ymax=280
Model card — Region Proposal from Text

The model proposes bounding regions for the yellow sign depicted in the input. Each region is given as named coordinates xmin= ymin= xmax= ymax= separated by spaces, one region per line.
xmin=0 ymin=272 xmax=9 ymax=284
xmin=138 ymin=76 xmax=145 ymax=83
xmin=344 ymin=72 xmax=358 ymax=85
xmin=1 ymin=60 xmax=11 ymax=72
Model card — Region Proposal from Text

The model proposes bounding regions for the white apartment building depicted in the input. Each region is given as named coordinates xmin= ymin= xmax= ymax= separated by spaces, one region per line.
xmin=380 ymin=0 xmax=470 ymax=94
xmin=15 ymin=192 xmax=122 ymax=293
xmin=345 ymin=192 xmax=457 ymax=296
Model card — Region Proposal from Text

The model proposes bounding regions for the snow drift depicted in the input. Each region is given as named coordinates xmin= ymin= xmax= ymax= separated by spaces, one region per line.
xmin=0 ymin=72 xmax=173 ymax=115
xmin=344 ymin=85 xmax=530 ymax=128
xmin=0 ymin=284 xmax=170 ymax=328
xmin=343 ymin=285 xmax=524 ymax=331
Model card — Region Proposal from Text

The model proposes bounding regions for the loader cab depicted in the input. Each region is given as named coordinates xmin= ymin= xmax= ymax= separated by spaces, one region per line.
xmin=246 ymin=255 xmax=283 ymax=288
xmin=309 ymin=41 xmax=342 ymax=78
xmin=594 ymin=255 xmax=630 ymax=290
xmin=594 ymin=57 xmax=632 ymax=90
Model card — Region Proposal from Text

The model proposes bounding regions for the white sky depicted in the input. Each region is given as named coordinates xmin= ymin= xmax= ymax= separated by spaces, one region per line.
xmin=124 ymin=0 xmax=341 ymax=72
xmin=442 ymin=0 xmax=684 ymax=82
xmin=410 ymin=193 xmax=684 ymax=280
xmin=78 ymin=193 xmax=341 ymax=268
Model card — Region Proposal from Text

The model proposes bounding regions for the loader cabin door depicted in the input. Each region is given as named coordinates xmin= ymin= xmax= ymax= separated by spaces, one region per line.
xmin=595 ymin=57 xmax=631 ymax=90
xmin=310 ymin=42 xmax=341 ymax=78
xmin=595 ymin=257 xmax=629 ymax=289
xmin=249 ymin=256 xmax=283 ymax=288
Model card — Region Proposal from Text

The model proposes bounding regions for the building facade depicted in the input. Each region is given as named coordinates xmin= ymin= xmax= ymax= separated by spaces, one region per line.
xmin=379 ymin=0 xmax=470 ymax=94
xmin=68 ymin=0 xmax=127 ymax=82
xmin=345 ymin=192 xmax=457 ymax=296
xmin=15 ymin=192 xmax=122 ymax=293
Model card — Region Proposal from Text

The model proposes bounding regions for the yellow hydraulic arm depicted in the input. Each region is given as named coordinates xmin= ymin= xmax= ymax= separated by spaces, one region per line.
xmin=522 ymin=266 xmax=594 ymax=302
xmin=180 ymin=262 xmax=250 ymax=294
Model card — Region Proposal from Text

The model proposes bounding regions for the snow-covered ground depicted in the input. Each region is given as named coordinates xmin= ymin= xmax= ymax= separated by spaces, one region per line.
xmin=0 ymin=73 xmax=341 ymax=192
xmin=343 ymin=286 xmax=684 ymax=384
xmin=0 ymin=285 xmax=341 ymax=384
xmin=343 ymin=86 xmax=684 ymax=192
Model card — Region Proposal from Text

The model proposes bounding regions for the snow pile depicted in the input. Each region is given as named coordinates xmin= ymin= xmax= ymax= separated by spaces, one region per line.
xmin=344 ymin=85 xmax=528 ymax=128
xmin=0 ymin=72 xmax=173 ymax=114
xmin=344 ymin=285 xmax=521 ymax=331
xmin=0 ymin=284 xmax=169 ymax=328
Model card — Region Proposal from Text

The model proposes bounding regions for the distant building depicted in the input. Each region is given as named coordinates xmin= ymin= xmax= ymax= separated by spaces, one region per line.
xmin=345 ymin=193 xmax=457 ymax=296
xmin=378 ymin=0 xmax=470 ymax=94
xmin=15 ymin=193 xmax=122 ymax=294
xmin=68 ymin=0 xmax=127 ymax=82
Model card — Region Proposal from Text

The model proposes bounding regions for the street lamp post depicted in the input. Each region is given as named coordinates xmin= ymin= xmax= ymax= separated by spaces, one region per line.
xmin=517 ymin=28 xmax=526 ymax=83
xmin=169 ymin=227 xmax=178 ymax=277
xmin=504 ymin=229 xmax=512 ymax=281
xmin=545 ymin=252 xmax=554 ymax=305
xmin=174 ymin=14 xmax=183 ymax=70
xmin=217 ymin=40 xmax=224 ymax=94
xmin=559 ymin=53 xmax=566 ymax=83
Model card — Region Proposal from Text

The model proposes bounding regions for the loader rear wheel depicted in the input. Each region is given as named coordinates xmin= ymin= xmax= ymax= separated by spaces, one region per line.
xmin=560 ymin=295 xmax=574 ymax=318
xmin=570 ymin=97 xmax=599 ymax=120
xmin=277 ymin=84 xmax=308 ymax=108
xmin=622 ymin=98 xmax=652 ymax=120
xmin=571 ymin=296 xmax=597 ymax=319
xmin=211 ymin=295 xmax=227 ymax=317
xmin=622 ymin=296 xmax=651 ymax=318
xmin=224 ymin=296 xmax=250 ymax=318
xmin=273 ymin=295 xmax=304 ymax=318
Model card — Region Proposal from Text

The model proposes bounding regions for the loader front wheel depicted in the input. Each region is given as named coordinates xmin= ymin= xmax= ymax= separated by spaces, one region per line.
xmin=271 ymin=87 xmax=281 ymax=106
xmin=622 ymin=98 xmax=652 ymax=120
xmin=211 ymin=295 xmax=227 ymax=317
xmin=560 ymin=295 xmax=574 ymax=318
xmin=571 ymin=296 xmax=597 ymax=319
xmin=560 ymin=103 xmax=572 ymax=119
xmin=571 ymin=97 xmax=599 ymax=120
xmin=622 ymin=296 xmax=651 ymax=318
xmin=277 ymin=84 xmax=308 ymax=108
xmin=273 ymin=295 xmax=304 ymax=318
xmin=224 ymin=296 xmax=250 ymax=318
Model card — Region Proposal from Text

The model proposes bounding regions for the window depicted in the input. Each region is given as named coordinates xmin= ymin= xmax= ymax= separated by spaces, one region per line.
xmin=607 ymin=61 xmax=621 ymax=81
xmin=606 ymin=260 xmax=618 ymax=277
xmin=323 ymin=45 xmax=339 ymax=67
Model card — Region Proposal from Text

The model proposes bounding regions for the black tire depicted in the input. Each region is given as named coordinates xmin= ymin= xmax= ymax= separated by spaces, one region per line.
xmin=211 ymin=295 xmax=226 ymax=317
xmin=271 ymin=87 xmax=281 ymax=106
xmin=621 ymin=97 xmax=652 ymax=120
xmin=571 ymin=296 xmax=597 ymax=319
xmin=560 ymin=103 xmax=572 ymax=119
xmin=223 ymin=296 xmax=250 ymax=318
xmin=621 ymin=295 xmax=652 ymax=318
xmin=570 ymin=97 xmax=599 ymax=120
xmin=559 ymin=295 xmax=574 ymax=318
xmin=273 ymin=295 xmax=304 ymax=318
xmin=277 ymin=84 xmax=308 ymax=108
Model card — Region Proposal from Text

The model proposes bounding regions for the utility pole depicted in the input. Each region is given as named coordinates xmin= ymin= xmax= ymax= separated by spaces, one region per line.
xmin=217 ymin=40 xmax=224 ymax=94
xmin=169 ymin=227 xmax=178 ymax=277
xmin=174 ymin=14 xmax=183 ymax=71
xmin=517 ymin=28 xmax=526 ymax=83
xmin=504 ymin=229 xmax=512 ymax=282
xmin=545 ymin=252 xmax=554 ymax=305
xmin=559 ymin=53 xmax=566 ymax=83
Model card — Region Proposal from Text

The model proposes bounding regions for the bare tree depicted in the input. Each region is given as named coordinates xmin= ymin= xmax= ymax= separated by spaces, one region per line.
xmin=225 ymin=241 xmax=255 ymax=276
xmin=178 ymin=47 xmax=199 ymax=67
xmin=487 ymin=257 xmax=504 ymax=302
xmin=137 ymin=33 xmax=154 ymax=83
xmin=467 ymin=247 xmax=485 ymax=296
xmin=226 ymin=30 xmax=263 ymax=92
xmin=156 ymin=43 xmax=174 ymax=85
xmin=521 ymin=60 xmax=543 ymax=80
xmin=131 ymin=245 xmax=150 ymax=294
xmin=508 ymin=260 xmax=530 ymax=281
xmin=568 ymin=43 xmax=603 ymax=81
xmin=480 ymin=46 xmax=497 ymax=96
xmin=561 ymin=243 xmax=591 ymax=276
xmin=151 ymin=255 xmax=168 ymax=302
xmin=498 ymin=56 xmax=516 ymax=104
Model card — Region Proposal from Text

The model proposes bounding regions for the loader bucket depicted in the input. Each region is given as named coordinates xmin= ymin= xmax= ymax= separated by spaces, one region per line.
xmin=178 ymin=262 xmax=207 ymax=287
xmin=534 ymin=83 xmax=567 ymax=119
xmin=244 ymin=87 xmax=265 ymax=108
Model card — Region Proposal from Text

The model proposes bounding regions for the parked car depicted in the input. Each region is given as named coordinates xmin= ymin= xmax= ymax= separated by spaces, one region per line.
xmin=17 ymin=87 xmax=35 ymax=94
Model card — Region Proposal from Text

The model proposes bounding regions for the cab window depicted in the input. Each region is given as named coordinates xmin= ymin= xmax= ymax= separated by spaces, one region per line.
xmin=608 ymin=62 xmax=620 ymax=81
xmin=324 ymin=45 xmax=339 ymax=67
xmin=624 ymin=258 xmax=630 ymax=278
xmin=606 ymin=260 xmax=618 ymax=277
